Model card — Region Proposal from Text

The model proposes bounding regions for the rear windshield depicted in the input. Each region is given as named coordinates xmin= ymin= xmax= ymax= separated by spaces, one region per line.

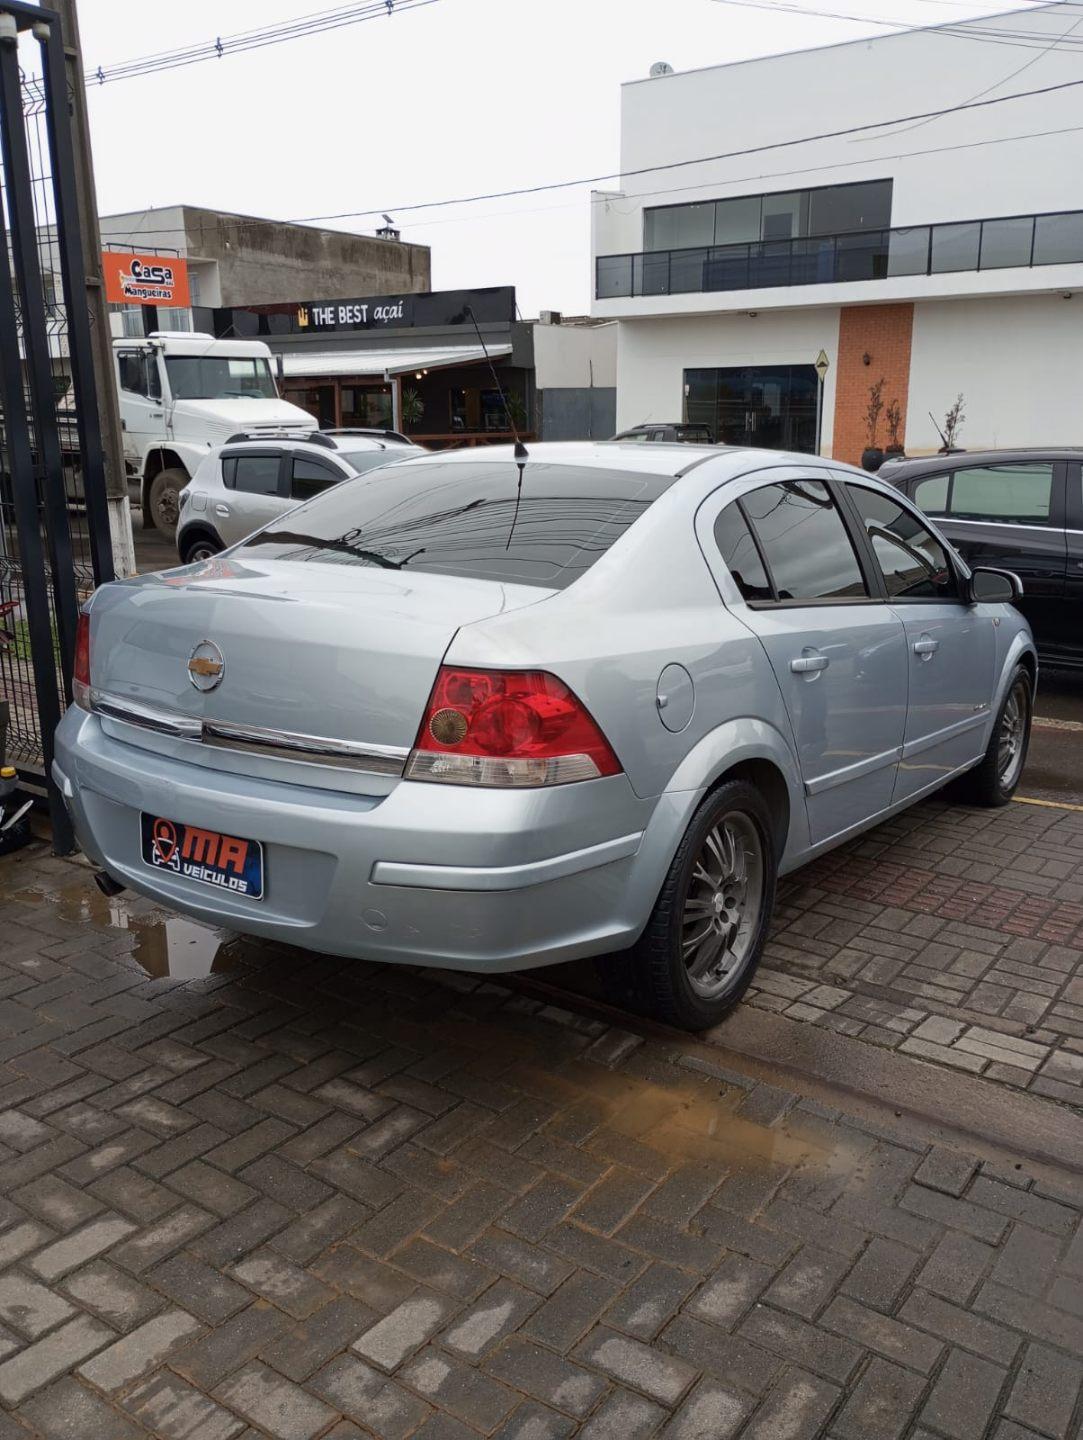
xmin=240 ymin=460 xmax=675 ymax=589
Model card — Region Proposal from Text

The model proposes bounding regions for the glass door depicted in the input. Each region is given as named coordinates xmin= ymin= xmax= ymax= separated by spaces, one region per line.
xmin=684 ymin=365 xmax=819 ymax=453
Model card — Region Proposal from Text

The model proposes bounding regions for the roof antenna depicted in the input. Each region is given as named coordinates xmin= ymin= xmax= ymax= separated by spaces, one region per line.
xmin=464 ymin=305 xmax=528 ymax=461
xmin=928 ymin=410 xmax=950 ymax=453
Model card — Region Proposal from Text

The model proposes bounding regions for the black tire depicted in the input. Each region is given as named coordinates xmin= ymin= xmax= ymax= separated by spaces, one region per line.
xmin=180 ymin=532 xmax=222 ymax=565
xmin=954 ymin=664 xmax=1032 ymax=807
xmin=147 ymin=467 xmax=188 ymax=536
xmin=626 ymin=778 xmax=778 ymax=1031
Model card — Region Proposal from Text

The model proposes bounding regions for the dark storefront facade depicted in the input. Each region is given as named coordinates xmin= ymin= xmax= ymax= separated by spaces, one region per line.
xmin=203 ymin=286 xmax=536 ymax=448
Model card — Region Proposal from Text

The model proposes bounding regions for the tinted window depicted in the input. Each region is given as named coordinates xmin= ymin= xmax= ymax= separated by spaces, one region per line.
xmin=714 ymin=502 xmax=772 ymax=601
xmin=222 ymin=453 xmax=281 ymax=496
xmin=291 ymin=455 xmax=342 ymax=501
xmin=948 ymin=463 xmax=1054 ymax=524
xmin=912 ymin=474 xmax=949 ymax=514
xmin=240 ymin=461 xmax=673 ymax=590
xmin=743 ymin=480 xmax=868 ymax=601
xmin=847 ymin=485 xmax=957 ymax=601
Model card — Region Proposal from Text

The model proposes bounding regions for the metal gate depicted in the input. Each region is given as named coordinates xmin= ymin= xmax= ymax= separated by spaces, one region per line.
xmin=0 ymin=0 xmax=113 ymax=851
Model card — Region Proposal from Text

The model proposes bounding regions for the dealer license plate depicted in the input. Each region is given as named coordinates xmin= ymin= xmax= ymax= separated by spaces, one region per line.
xmin=140 ymin=813 xmax=264 ymax=900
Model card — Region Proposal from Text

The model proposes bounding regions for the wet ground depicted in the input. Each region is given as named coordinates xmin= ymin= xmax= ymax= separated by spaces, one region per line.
xmin=2 ymin=842 xmax=1083 ymax=1437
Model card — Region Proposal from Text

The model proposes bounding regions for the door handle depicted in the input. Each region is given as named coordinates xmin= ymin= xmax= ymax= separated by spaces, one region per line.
xmin=913 ymin=638 xmax=939 ymax=657
xmin=214 ymin=504 xmax=230 ymax=518
xmin=791 ymin=654 xmax=829 ymax=674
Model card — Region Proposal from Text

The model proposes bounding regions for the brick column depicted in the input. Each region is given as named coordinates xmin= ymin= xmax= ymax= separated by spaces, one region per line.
xmin=832 ymin=303 xmax=914 ymax=465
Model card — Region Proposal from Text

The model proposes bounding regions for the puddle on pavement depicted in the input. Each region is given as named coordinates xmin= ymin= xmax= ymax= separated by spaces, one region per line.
xmin=1 ymin=869 xmax=237 ymax=980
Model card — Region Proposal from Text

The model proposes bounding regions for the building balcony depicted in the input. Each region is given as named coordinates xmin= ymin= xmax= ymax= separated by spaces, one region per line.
xmin=595 ymin=210 xmax=1083 ymax=301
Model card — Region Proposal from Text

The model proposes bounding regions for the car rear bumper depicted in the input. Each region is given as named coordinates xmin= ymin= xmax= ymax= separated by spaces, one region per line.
xmin=54 ymin=707 xmax=680 ymax=972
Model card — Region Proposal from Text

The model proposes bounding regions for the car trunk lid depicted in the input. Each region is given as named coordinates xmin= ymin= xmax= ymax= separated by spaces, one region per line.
xmin=88 ymin=557 xmax=552 ymax=783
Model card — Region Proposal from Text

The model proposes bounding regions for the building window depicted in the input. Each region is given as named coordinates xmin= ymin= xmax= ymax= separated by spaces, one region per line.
xmin=644 ymin=179 xmax=892 ymax=252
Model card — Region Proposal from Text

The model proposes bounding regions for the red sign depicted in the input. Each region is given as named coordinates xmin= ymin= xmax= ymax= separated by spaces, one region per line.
xmin=102 ymin=250 xmax=190 ymax=307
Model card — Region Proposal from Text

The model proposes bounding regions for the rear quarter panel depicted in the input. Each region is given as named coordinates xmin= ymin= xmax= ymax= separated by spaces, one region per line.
xmin=444 ymin=477 xmax=809 ymax=856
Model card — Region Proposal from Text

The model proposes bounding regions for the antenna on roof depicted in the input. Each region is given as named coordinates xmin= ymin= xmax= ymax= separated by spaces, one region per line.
xmin=464 ymin=306 xmax=528 ymax=462
xmin=928 ymin=410 xmax=950 ymax=453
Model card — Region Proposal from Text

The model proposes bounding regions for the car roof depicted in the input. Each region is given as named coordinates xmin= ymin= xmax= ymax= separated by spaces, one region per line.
xmin=218 ymin=434 xmax=417 ymax=457
xmin=382 ymin=439 xmax=875 ymax=483
xmin=885 ymin=448 xmax=1083 ymax=478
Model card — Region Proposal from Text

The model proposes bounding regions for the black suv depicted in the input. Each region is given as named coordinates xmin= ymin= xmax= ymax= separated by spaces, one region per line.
xmin=611 ymin=423 xmax=715 ymax=444
xmin=882 ymin=448 xmax=1083 ymax=669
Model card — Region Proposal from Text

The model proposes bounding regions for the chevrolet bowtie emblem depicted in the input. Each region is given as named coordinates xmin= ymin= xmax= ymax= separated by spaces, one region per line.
xmin=187 ymin=640 xmax=225 ymax=692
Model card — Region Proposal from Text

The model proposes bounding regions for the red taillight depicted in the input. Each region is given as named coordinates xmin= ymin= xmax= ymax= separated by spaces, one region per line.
xmin=406 ymin=666 xmax=621 ymax=788
xmin=73 ymin=612 xmax=91 ymax=710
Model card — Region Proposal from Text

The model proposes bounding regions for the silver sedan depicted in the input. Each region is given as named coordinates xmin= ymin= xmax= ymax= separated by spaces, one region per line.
xmin=55 ymin=442 xmax=1035 ymax=1029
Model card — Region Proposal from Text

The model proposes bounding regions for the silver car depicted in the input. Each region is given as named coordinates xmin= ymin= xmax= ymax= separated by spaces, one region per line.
xmin=175 ymin=428 xmax=425 ymax=565
xmin=56 ymin=442 xmax=1035 ymax=1030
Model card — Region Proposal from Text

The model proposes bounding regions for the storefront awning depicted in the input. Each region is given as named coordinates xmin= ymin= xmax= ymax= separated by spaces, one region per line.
xmin=279 ymin=343 xmax=513 ymax=380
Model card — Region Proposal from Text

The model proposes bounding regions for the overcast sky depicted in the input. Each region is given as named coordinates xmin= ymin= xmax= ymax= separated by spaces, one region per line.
xmin=75 ymin=0 xmax=1047 ymax=315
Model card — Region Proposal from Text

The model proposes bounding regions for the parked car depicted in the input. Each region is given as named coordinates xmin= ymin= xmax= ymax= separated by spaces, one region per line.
xmin=881 ymin=448 xmax=1083 ymax=669
xmin=57 ymin=443 xmax=1033 ymax=1030
xmin=612 ymin=423 xmax=715 ymax=444
xmin=175 ymin=429 xmax=426 ymax=564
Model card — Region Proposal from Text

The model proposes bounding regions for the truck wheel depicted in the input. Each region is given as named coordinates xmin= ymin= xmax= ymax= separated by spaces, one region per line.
xmin=627 ymin=779 xmax=777 ymax=1031
xmin=147 ymin=468 xmax=188 ymax=536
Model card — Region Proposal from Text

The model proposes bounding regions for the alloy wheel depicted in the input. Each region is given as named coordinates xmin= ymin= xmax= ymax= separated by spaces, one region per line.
xmin=997 ymin=678 xmax=1029 ymax=789
xmin=681 ymin=811 xmax=765 ymax=999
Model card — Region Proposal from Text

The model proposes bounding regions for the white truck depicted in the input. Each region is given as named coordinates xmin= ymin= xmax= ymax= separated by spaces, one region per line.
xmin=113 ymin=332 xmax=315 ymax=535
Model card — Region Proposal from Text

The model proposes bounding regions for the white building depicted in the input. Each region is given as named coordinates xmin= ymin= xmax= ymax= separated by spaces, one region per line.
xmin=591 ymin=3 xmax=1083 ymax=462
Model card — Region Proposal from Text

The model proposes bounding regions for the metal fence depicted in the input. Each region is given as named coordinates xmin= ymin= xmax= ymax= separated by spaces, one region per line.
xmin=0 ymin=1 xmax=113 ymax=850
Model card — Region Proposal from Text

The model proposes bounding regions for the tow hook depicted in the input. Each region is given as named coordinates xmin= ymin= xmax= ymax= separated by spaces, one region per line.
xmin=93 ymin=871 xmax=125 ymax=898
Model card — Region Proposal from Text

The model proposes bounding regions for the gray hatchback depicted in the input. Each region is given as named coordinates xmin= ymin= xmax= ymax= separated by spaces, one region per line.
xmin=56 ymin=443 xmax=1035 ymax=1029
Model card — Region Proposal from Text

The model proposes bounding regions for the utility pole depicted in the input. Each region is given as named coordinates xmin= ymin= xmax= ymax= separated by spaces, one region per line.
xmin=53 ymin=0 xmax=135 ymax=577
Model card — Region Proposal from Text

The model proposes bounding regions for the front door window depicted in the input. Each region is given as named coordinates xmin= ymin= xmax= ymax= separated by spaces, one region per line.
xmin=685 ymin=365 xmax=819 ymax=453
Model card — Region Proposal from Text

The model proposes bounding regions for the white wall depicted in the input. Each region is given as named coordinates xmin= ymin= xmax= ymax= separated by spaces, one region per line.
xmin=594 ymin=4 xmax=1083 ymax=266
xmin=616 ymin=308 xmax=841 ymax=452
xmin=99 ymin=207 xmax=188 ymax=256
xmin=907 ymin=293 xmax=1083 ymax=452
xmin=533 ymin=321 xmax=618 ymax=389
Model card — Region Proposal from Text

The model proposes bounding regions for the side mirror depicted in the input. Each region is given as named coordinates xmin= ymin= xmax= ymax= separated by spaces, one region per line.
xmin=968 ymin=567 xmax=1022 ymax=604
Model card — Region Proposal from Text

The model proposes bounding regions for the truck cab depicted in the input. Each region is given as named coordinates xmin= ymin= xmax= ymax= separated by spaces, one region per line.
xmin=112 ymin=332 xmax=314 ymax=535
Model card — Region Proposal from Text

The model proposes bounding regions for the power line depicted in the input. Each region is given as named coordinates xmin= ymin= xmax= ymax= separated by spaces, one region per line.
xmin=106 ymin=70 xmax=1083 ymax=242
xmin=709 ymin=0 xmax=1083 ymax=52
xmin=86 ymin=0 xmax=439 ymax=86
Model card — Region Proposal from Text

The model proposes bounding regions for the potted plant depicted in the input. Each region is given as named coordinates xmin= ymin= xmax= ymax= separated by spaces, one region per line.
xmin=884 ymin=398 xmax=904 ymax=458
xmin=401 ymin=387 xmax=424 ymax=431
xmin=861 ymin=377 xmax=886 ymax=472
xmin=940 ymin=393 xmax=966 ymax=453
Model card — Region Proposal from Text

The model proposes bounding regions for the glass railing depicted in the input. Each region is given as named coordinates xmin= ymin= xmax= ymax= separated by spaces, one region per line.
xmin=595 ymin=210 xmax=1083 ymax=299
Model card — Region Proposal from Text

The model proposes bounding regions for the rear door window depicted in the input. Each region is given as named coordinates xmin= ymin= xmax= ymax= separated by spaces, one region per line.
xmin=222 ymin=452 xmax=284 ymax=496
xmin=912 ymin=473 xmax=948 ymax=515
xmin=240 ymin=460 xmax=676 ymax=590
xmin=741 ymin=480 xmax=869 ymax=601
xmin=947 ymin=463 xmax=1055 ymax=524
xmin=290 ymin=455 xmax=343 ymax=502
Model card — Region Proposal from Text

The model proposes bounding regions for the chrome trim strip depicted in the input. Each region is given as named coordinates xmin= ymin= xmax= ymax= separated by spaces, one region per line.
xmin=371 ymin=832 xmax=644 ymax=892
xmin=91 ymin=690 xmax=202 ymax=739
xmin=91 ymin=690 xmax=409 ymax=776
xmin=804 ymin=745 xmax=902 ymax=798
xmin=933 ymin=517 xmax=1056 ymax=534
xmin=201 ymin=719 xmax=408 ymax=774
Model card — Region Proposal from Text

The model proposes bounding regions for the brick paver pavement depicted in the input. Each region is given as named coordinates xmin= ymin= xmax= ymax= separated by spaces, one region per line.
xmin=745 ymin=798 xmax=1083 ymax=1111
xmin=2 ymin=844 xmax=1083 ymax=1436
